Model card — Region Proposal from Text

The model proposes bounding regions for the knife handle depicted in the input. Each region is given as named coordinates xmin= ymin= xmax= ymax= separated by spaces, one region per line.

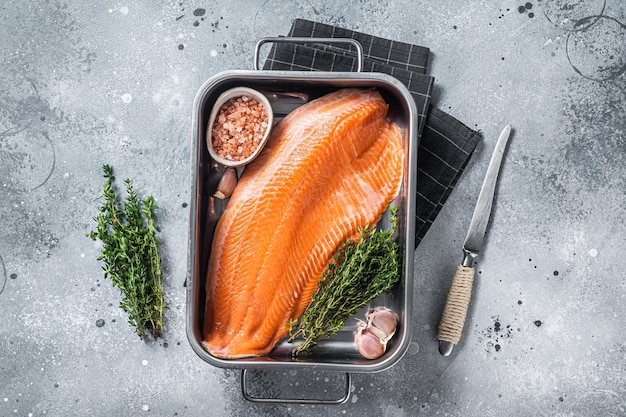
xmin=436 ymin=264 xmax=476 ymax=355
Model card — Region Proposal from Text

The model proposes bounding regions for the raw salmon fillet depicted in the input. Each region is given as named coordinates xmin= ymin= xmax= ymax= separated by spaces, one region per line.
xmin=203 ymin=88 xmax=404 ymax=358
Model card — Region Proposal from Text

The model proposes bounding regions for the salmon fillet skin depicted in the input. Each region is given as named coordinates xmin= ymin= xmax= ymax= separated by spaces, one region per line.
xmin=203 ymin=88 xmax=404 ymax=358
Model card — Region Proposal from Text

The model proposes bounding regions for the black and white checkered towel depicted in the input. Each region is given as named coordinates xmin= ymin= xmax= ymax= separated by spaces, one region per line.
xmin=262 ymin=19 xmax=482 ymax=247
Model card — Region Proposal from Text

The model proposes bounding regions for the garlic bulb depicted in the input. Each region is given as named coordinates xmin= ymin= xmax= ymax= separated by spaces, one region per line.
xmin=354 ymin=307 xmax=399 ymax=359
xmin=213 ymin=168 xmax=238 ymax=199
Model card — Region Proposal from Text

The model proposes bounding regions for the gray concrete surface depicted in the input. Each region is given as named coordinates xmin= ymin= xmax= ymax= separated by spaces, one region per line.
xmin=1 ymin=0 xmax=625 ymax=416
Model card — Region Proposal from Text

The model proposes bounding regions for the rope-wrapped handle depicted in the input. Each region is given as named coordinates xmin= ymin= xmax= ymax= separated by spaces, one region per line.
xmin=437 ymin=265 xmax=475 ymax=347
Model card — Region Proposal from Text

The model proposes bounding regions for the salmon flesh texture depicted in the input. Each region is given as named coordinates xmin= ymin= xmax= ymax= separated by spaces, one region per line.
xmin=203 ymin=88 xmax=404 ymax=358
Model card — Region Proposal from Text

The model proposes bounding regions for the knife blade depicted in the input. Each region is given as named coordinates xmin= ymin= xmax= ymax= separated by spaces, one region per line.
xmin=436 ymin=124 xmax=512 ymax=356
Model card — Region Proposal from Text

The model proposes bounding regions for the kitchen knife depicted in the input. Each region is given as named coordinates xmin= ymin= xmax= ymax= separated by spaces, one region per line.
xmin=437 ymin=124 xmax=512 ymax=356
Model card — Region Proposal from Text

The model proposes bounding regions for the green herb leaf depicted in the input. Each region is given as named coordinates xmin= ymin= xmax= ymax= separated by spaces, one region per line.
xmin=288 ymin=215 xmax=400 ymax=356
xmin=88 ymin=164 xmax=166 ymax=339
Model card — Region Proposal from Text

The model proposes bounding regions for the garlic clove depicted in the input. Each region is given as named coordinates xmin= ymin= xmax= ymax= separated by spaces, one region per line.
xmin=366 ymin=308 xmax=398 ymax=343
xmin=366 ymin=320 xmax=389 ymax=342
xmin=213 ymin=167 xmax=238 ymax=199
xmin=355 ymin=308 xmax=399 ymax=359
xmin=355 ymin=325 xmax=386 ymax=360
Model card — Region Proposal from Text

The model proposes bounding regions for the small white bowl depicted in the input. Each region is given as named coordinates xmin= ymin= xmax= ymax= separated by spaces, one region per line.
xmin=206 ymin=86 xmax=273 ymax=168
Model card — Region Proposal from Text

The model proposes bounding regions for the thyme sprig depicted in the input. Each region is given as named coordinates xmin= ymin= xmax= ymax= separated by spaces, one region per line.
xmin=88 ymin=164 xmax=166 ymax=339
xmin=288 ymin=208 xmax=400 ymax=355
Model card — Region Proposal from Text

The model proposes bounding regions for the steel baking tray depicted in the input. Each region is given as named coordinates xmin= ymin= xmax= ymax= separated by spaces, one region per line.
xmin=187 ymin=59 xmax=418 ymax=375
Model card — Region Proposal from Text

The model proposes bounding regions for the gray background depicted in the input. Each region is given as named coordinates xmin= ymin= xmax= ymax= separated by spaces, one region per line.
xmin=1 ymin=0 xmax=625 ymax=416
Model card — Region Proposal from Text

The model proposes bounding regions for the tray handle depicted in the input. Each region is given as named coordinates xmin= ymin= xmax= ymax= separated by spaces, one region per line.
xmin=240 ymin=369 xmax=352 ymax=405
xmin=253 ymin=37 xmax=364 ymax=72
